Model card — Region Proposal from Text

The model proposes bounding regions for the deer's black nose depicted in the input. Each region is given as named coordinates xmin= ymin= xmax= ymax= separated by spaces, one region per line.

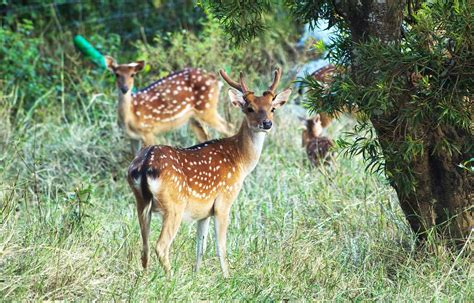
xmin=262 ymin=119 xmax=272 ymax=130
xmin=120 ymin=86 xmax=129 ymax=94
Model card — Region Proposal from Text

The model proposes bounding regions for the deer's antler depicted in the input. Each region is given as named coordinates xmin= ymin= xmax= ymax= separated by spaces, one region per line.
xmin=267 ymin=67 xmax=282 ymax=93
xmin=220 ymin=69 xmax=249 ymax=94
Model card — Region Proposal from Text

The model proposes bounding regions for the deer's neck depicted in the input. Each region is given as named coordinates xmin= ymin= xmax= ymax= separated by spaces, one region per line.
xmin=118 ymin=90 xmax=134 ymax=124
xmin=234 ymin=120 xmax=266 ymax=176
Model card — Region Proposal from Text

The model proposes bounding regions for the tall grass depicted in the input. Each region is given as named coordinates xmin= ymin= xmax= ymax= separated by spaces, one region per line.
xmin=0 ymin=69 xmax=472 ymax=300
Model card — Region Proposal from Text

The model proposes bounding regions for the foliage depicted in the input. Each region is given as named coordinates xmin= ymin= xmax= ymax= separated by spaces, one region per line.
xmin=0 ymin=20 xmax=55 ymax=107
xmin=202 ymin=0 xmax=473 ymax=243
xmin=201 ymin=0 xmax=333 ymax=44
xmin=199 ymin=0 xmax=273 ymax=43
xmin=199 ymin=0 xmax=303 ymax=45
xmin=285 ymin=0 xmax=342 ymax=30
xmin=302 ymin=0 xmax=473 ymax=192
xmin=1 ymin=2 xmax=301 ymax=115
xmin=60 ymin=185 xmax=94 ymax=235
xmin=203 ymin=0 xmax=473 ymax=193
xmin=134 ymin=15 xmax=300 ymax=92
xmin=0 ymin=23 xmax=121 ymax=116
xmin=1 ymin=0 xmax=206 ymax=47
xmin=134 ymin=19 xmax=246 ymax=79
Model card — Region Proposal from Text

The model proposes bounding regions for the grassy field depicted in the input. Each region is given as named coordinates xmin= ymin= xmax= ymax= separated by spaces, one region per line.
xmin=0 ymin=76 xmax=472 ymax=301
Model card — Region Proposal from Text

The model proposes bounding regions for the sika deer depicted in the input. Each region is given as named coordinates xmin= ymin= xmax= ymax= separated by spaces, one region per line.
xmin=105 ymin=56 xmax=232 ymax=152
xmin=127 ymin=68 xmax=291 ymax=277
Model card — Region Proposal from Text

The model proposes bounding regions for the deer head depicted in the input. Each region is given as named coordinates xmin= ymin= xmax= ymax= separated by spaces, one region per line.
xmin=305 ymin=114 xmax=324 ymax=138
xmin=105 ymin=56 xmax=145 ymax=94
xmin=220 ymin=68 xmax=292 ymax=133
xmin=302 ymin=114 xmax=324 ymax=148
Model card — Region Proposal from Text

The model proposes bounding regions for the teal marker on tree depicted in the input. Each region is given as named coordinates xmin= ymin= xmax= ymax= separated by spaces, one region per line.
xmin=73 ymin=35 xmax=106 ymax=69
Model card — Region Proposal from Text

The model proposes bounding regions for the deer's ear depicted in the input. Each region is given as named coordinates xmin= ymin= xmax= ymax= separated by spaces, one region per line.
xmin=272 ymin=88 xmax=292 ymax=108
xmin=133 ymin=60 xmax=145 ymax=72
xmin=228 ymin=89 xmax=246 ymax=108
xmin=105 ymin=56 xmax=117 ymax=72
xmin=297 ymin=115 xmax=307 ymax=126
xmin=313 ymin=114 xmax=321 ymax=123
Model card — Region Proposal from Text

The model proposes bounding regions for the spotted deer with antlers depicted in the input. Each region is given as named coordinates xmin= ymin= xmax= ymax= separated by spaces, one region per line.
xmin=127 ymin=67 xmax=291 ymax=277
xmin=105 ymin=56 xmax=232 ymax=152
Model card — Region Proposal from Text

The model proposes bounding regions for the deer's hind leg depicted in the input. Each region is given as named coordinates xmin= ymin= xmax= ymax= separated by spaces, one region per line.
xmin=197 ymin=110 xmax=233 ymax=137
xmin=141 ymin=132 xmax=157 ymax=147
xmin=189 ymin=118 xmax=209 ymax=142
xmin=131 ymin=186 xmax=152 ymax=269
xmin=155 ymin=201 xmax=185 ymax=275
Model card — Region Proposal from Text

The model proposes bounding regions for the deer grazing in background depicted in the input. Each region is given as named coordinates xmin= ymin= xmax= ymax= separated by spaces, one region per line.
xmin=105 ymin=56 xmax=232 ymax=152
xmin=302 ymin=114 xmax=334 ymax=166
xmin=127 ymin=67 xmax=291 ymax=277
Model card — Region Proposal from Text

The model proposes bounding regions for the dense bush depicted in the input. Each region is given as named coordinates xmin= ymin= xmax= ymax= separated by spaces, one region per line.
xmin=134 ymin=16 xmax=301 ymax=87
xmin=1 ymin=0 xmax=206 ymax=47
xmin=0 ymin=20 xmax=55 ymax=106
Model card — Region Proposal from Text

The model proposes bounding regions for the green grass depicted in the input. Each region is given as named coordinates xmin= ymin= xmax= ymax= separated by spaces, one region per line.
xmin=0 ymin=84 xmax=472 ymax=301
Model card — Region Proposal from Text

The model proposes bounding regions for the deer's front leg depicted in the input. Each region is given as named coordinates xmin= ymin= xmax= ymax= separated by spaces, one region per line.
xmin=130 ymin=139 xmax=142 ymax=155
xmin=194 ymin=216 xmax=211 ymax=272
xmin=213 ymin=210 xmax=230 ymax=278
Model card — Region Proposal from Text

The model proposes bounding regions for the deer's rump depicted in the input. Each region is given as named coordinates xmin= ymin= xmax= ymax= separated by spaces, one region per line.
xmin=128 ymin=145 xmax=160 ymax=202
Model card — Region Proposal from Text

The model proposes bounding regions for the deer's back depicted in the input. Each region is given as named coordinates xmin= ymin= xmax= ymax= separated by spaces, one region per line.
xmin=131 ymin=68 xmax=219 ymax=127
xmin=129 ymin=139 xmax=243 ymax=203
xmin=306 ymin=137 xmax=334 ymax=165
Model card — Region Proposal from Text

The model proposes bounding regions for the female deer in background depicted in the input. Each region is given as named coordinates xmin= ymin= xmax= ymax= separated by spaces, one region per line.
xmin=105 ymin=56 xmax=232 ymax=152
xmin=302 ymin=114 xmax=334 ymax=166
xmin=127 ymin=67 xmax=291 ymax=277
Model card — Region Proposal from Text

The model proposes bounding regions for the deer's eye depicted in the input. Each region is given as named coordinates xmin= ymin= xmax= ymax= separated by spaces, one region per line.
xmin=247 ymin=107 xmax=254 ymax=113
xmin=115 ymin=73 xmax=119 ymax=77
xmin=271 ymin=108 xmax=276 ymax=112
xmin=131 ymin=74 xmax=135 ymax=78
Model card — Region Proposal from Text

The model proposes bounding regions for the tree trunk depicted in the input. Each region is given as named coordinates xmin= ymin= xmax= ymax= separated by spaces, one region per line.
xmin=337 ymin=0 xmax=473 ymax=247
xmin=376 ymin=119 xmax=473 ymax=248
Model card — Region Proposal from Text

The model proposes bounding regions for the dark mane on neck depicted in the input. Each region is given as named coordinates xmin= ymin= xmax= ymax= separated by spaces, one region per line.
xmin=180 ymin=138 xmax=223 ymax=151
xmin=136 ymin=68 xmax=194 ymax=92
